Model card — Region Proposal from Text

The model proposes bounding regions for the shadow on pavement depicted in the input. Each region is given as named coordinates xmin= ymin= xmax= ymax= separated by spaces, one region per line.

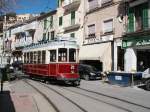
xmin=0 ymin=91 xmax=15 ymax=112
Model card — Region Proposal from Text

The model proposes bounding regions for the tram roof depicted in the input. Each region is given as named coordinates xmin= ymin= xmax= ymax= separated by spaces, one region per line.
xmin=23 ymin=37 xmax=79 ymax=52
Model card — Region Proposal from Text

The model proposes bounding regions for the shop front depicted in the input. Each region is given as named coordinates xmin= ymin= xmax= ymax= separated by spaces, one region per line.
xmin=79 ymin=42 xmax=112 ymax=72
xmin=122 ymin=35 xmax=150 ymax=72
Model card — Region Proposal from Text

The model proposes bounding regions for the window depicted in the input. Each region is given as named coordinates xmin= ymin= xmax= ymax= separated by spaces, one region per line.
xmin=87 ymin=24 xmax=95 ymax=38
xmin=24 ymin=53 xmax=27 ymax=64
xmin=88 ymin=0 xmax=99 ymax=11
xmin=30 ymin=52 xmax=33 ymax=64
xmin=59 ymin=16 xmax=63 ymax=26
xmin=38 ymin=51 xmax=41 ymax=64
xmin=51 ymin=31 xmax=55 ymax=40
xmin=70 ymin=33 xmax=75 ymax=38
xmin=58 ymin=48 xmax=67 ymax=62
xmin=103 ymin=19 xmax=113 ymax=33
xmin=33 ymin=51 xmax=37 ymax=64
xmin=71 ymin=11 xmax=75 ymax=25
xmin=42 ymin=50 xmax=46 ymax=64
xmin=50 ymin=16 xmax=53 ymax=28
xmin=43 ymin=33 xmax=46 ymax=41
xmin=47 ymin=32 xmax=50 ymax=41
xmin=44 ymin=19 xmax=47 ymax=29
xmin=69 ymin=49 xmax=76 ymax=62
xmin=50 ymin=50 xmax=56 ymax=62
xmin=27 ymin=52 xmax=30 ymax=63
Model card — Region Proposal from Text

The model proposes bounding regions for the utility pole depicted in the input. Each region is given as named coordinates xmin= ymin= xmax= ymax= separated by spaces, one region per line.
xmin=0 ymin=15 xmax=7 ymax=93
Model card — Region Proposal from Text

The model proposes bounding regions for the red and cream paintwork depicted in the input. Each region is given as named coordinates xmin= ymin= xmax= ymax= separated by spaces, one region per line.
xmin=22 ymin=37 xmax=80 ymax=85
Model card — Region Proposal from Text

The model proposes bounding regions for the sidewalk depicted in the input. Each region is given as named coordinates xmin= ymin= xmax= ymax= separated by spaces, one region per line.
xmin=0 ymin=82 xmax=38 ymax=112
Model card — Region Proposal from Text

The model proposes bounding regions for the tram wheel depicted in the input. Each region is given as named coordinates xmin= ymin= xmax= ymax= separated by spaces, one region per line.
xmin=72 ymin=81 xmax=80 ymax=86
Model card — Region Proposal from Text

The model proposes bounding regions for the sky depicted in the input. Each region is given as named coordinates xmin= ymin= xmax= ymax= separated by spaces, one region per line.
xmin=13 ymin=0 xmax=57 ymax=14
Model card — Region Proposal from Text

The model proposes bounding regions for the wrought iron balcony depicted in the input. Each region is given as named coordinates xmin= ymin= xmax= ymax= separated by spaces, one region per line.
xmin=124 ymin=19 xmax=150 ymax=36
xmin=63 ymin=0 xmax=80 ymax=11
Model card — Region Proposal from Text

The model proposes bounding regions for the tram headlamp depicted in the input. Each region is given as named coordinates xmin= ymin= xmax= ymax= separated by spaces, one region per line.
xmin=71 ymin=65 xmax=75 ymax=74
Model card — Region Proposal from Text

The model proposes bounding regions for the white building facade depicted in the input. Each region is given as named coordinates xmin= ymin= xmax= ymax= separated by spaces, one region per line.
xmin=3 ymin=10 xmax=57 ymax=64
xmin=57 ymin=0 xmax=85 ymax=46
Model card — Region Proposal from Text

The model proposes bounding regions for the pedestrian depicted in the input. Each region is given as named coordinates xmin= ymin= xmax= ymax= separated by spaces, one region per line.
xmin=102 ymin=71 xmax=108 ymax=83
xmin=138 ymin=61 xmax=145 ymax=72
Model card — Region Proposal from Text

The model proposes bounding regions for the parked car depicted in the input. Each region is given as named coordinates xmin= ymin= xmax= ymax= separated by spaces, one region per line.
xmin=5 ymin=64 xmax=14 ymax=73
xmin=78 ymin=64 xmax=102 ymax=80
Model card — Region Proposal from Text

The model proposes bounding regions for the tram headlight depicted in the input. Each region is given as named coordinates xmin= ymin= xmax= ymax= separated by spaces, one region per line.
xmin=71 ymin=65 xmax=75 ymax=74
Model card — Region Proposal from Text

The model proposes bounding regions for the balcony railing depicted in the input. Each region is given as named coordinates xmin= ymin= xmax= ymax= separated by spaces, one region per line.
xmin=125 ymin=19 xmax=150 ymax=35
xmin=63 ymin=0 xmax=80 ymax=11
xmin=15 ymin=37 xmax=32 ymax=48
xmin=63 ymin=18 xmax=80 ymax=31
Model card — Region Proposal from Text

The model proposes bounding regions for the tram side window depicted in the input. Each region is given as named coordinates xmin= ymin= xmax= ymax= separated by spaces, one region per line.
xmin=58 ymin=48 xmax=67 ymax=62
xmin=38 ymin=51 xmax=41 ymax=64
xmin=33 ymin=51 xmax=37 ymax=64
xmin=30 ymin=52 xmax=33 ymax=64
xmin=69 ymin=49 xmax=76 ymax=62
xmin=27 ymin=52 xmax=29 ymax=63
xmin=50 ymin=50 xmax=56 ymax=62
xmin=24 ymin=53 xmax=27 ymax=64
xmin=42 ymin=50 xmax=46 ymax=64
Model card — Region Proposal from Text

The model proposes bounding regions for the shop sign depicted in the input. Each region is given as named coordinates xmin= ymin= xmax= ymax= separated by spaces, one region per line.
xmin=122 ymin=36 xmax=150 ymax=48
xmin=136 ymin=39 xmax=150 ymax=46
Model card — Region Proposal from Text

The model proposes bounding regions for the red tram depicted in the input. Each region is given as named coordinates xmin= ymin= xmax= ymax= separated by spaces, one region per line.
xmin=23 ymin=37 xmax=80 ymax=85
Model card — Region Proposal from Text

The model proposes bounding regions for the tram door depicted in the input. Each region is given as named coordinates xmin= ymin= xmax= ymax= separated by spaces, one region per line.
xmin=49 ymin=50 xmax=57 ymax=75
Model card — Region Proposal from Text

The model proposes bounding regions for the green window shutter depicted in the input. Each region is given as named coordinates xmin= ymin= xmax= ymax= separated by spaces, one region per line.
xmin=71 ymin=11 xmax=75 ymax=19
xmin=43 ymin=33 xmax=46 ymax=41
xmin=70 ymin=33 xmax=75 ymax=38
xmin=50 ymin=16 xmax=53 ymax=28
xmin=71 ymin=11 xmax=75 ymax=25
xmin=44 ymin=19 xmax=47 ymax=29
xmin=128 ymin=8 xmax=134 ymax=32
xmin=142 ymin=4 xmax=149 ymax=29
xmin=59 ymin=16 xmax=63 ymax=26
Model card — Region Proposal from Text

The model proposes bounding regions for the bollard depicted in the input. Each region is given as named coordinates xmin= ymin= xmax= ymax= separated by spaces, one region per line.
xmin=0 ymin=67 xmax=7 ymax=93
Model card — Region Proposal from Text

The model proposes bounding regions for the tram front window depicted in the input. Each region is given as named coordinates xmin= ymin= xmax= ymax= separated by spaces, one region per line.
xmin=69 ymin=49 xmax=76 ymax=62
xmin=58 ymin=48 xmax=67 ymax=62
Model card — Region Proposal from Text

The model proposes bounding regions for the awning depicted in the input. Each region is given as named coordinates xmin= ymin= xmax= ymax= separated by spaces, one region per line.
xmin=79 ymin=42 xmax=111 ymax=61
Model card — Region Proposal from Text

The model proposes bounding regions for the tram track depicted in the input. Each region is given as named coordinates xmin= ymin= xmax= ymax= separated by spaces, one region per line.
xmin=23 ymin=79 xmax=60 ymax=112
xmin=38 ymin=82 xmax=133 ymax=112
xmin=44 ymin=83 xmax=150 ymax=112
xmin=75 ymin=87 xmax=150 ymax=110
xmin=61 ymin=87 xmax=132 ymax=112
xmin=23 ymin=78 xmax=150 ymax=112
xmin=23 ymin=79 xmax=88 ymax=112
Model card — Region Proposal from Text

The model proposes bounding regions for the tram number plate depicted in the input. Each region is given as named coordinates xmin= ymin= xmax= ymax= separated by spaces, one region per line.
xmin=115 ymin=76 xmax=122 ymax=80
